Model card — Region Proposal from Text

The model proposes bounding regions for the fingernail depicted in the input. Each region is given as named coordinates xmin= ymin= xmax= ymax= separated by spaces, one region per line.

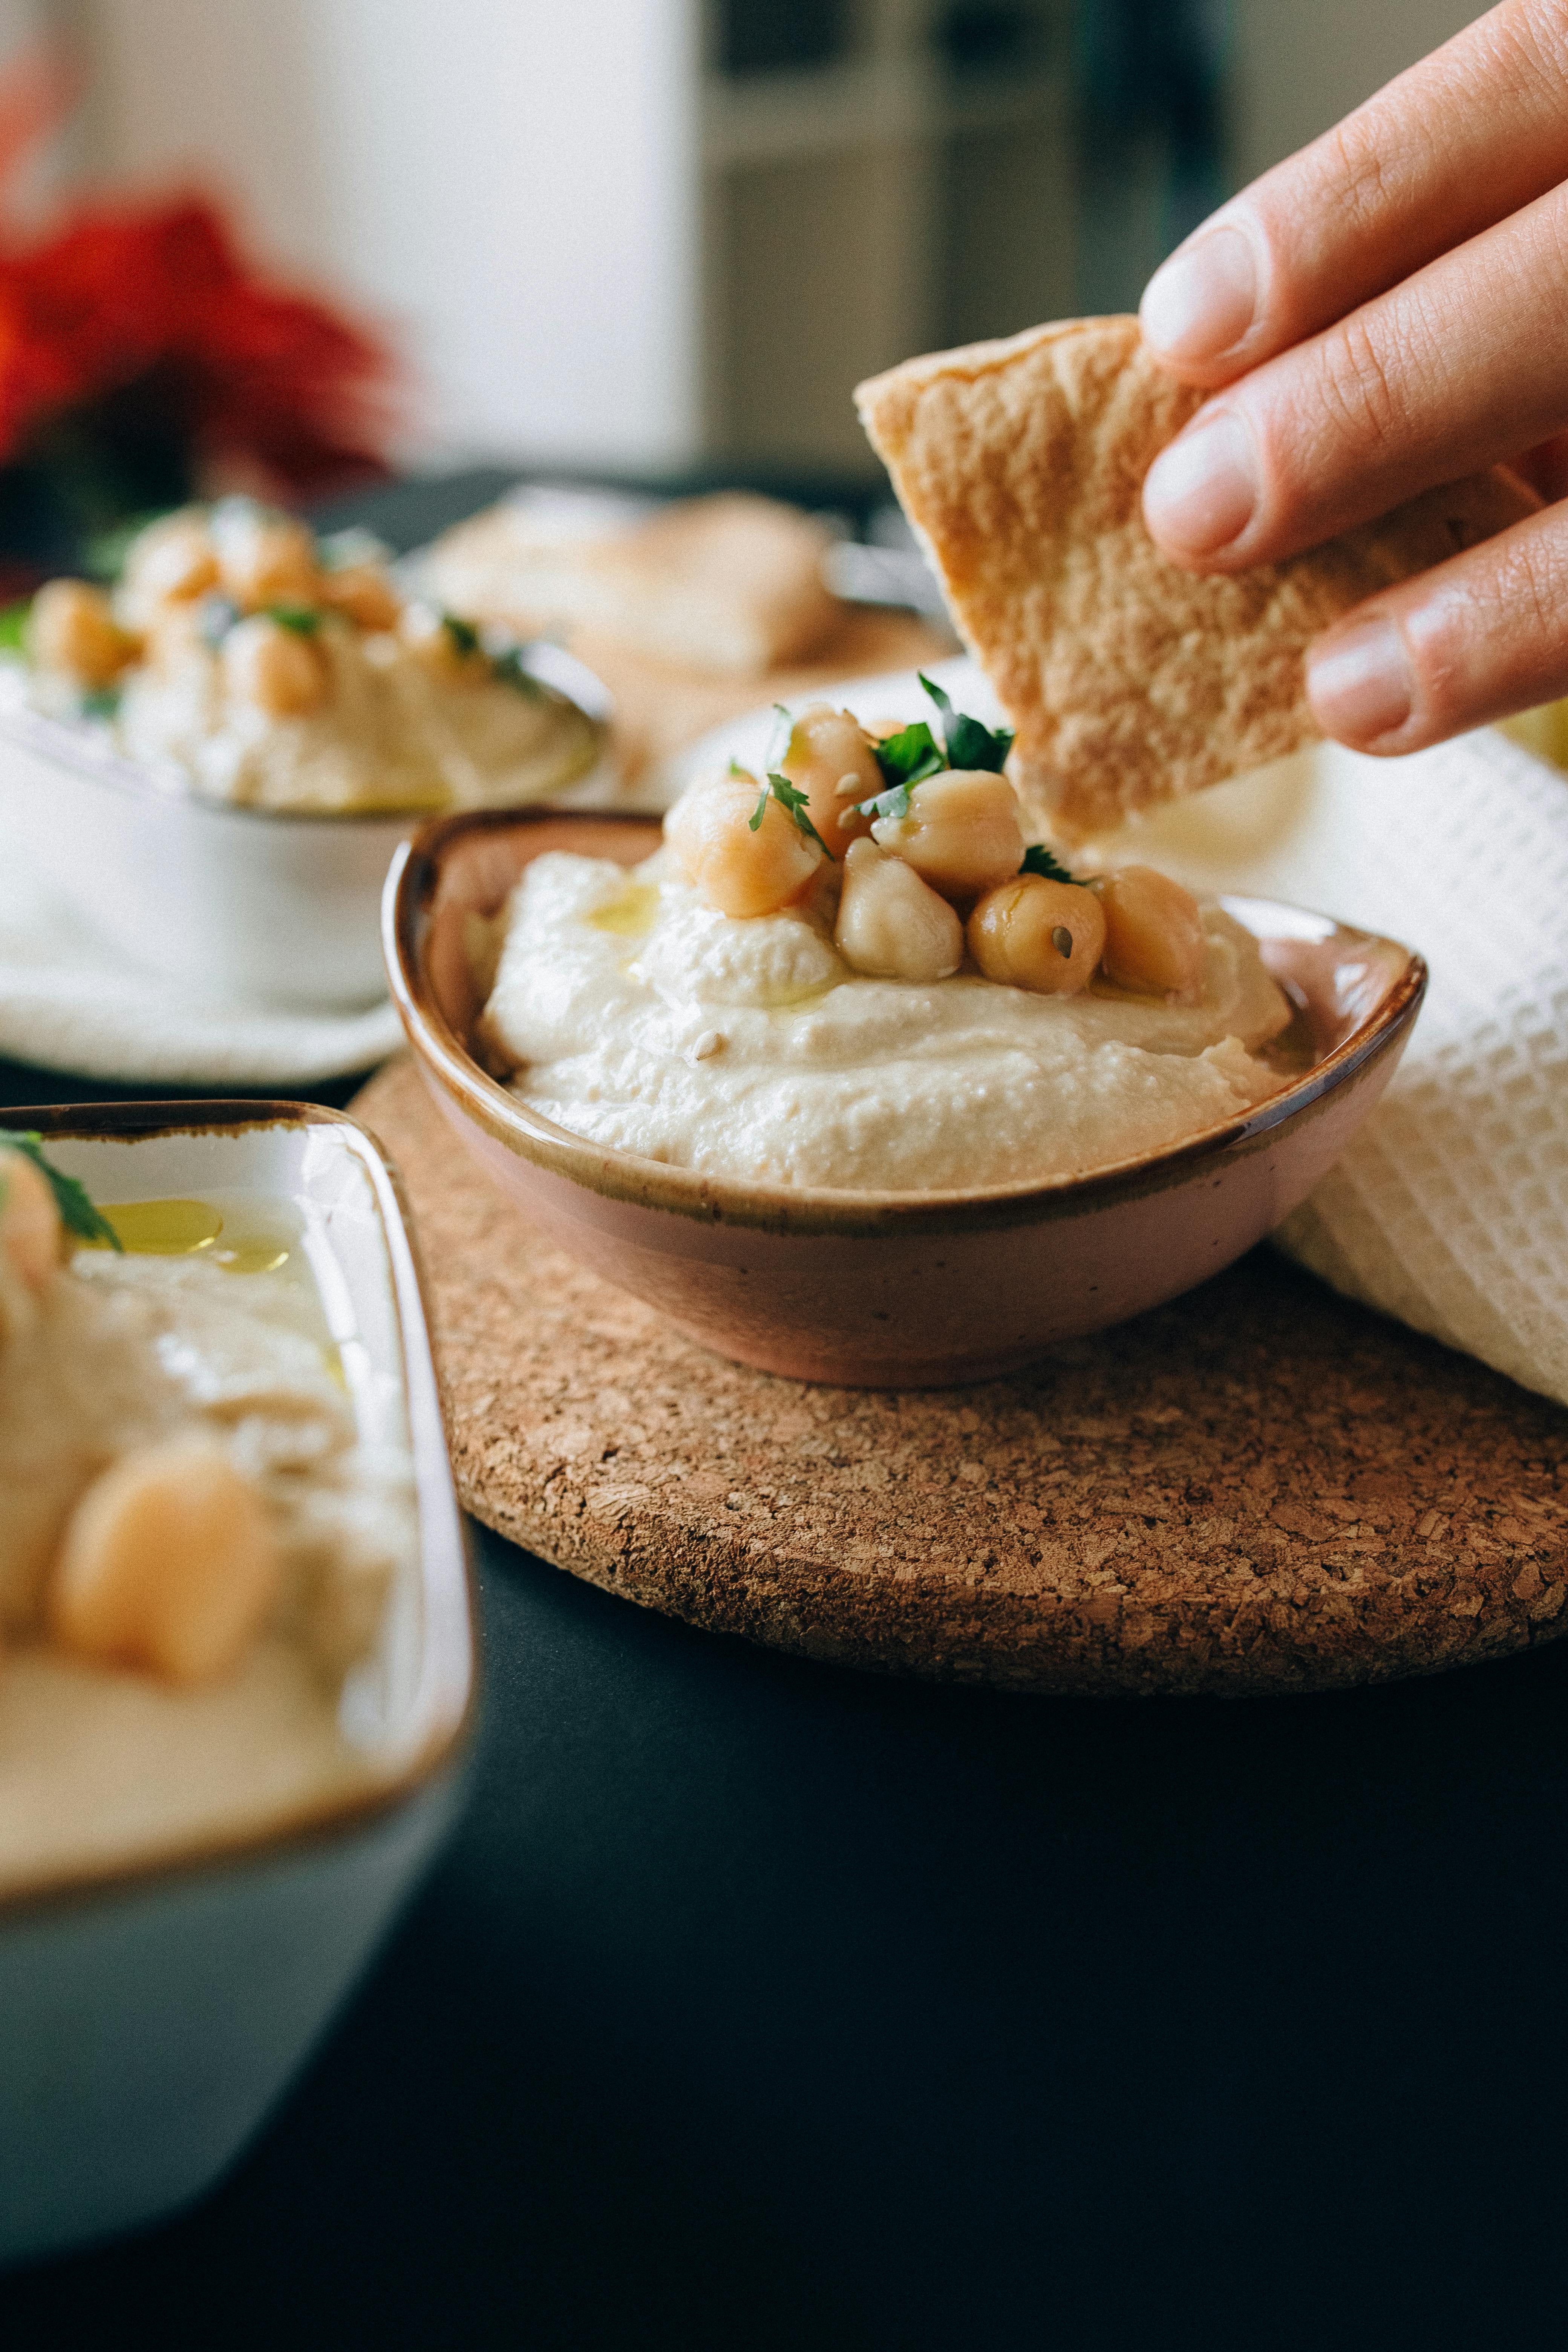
xmin=1141 ymin=227 xmax=1257 ymax=364
xmin=1307 ymin=617 xmax=1413 ymax=744
xmin=1142 ymin=411 xmax=1258 ymax=557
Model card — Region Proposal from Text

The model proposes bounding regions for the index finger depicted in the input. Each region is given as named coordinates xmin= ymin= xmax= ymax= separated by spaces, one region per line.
xmin=1140 ymin=0 xmax=1568 ymax=385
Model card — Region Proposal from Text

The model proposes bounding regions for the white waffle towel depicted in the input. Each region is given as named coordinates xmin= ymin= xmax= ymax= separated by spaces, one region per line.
xmin=1099 ymin=724 xmax=1568 ymax=1412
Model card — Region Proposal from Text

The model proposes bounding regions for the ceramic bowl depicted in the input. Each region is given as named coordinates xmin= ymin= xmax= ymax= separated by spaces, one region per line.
xmin=0 ymin=643 xmax=611 ymax=1009
xmin=384 ymin=808 xmax=1426 ymax=1387
xmin=0 ymin=1102 xmax=475 ymax=2269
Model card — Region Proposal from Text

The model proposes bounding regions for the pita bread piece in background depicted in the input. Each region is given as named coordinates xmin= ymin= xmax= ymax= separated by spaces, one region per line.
xmin=424 ymin=490 xmax=841 ymax=678
xmin=856 ymin=316 xmax=1538 ymax=842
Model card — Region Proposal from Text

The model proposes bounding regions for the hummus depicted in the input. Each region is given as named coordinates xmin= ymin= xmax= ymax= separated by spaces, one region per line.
xmin=113 ymin=617 xmax=599 ymax=813
xmin=0 ymin=1196 xmax=419 ymax=1894
xmin=16 ymin=501 xmax=602 ymax=815
xmin=482 ymin=847 xmax=1292 ymax=1190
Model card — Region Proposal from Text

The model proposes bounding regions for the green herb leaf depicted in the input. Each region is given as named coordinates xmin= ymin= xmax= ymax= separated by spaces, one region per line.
xmin=918 ymin=671 xmax=1014 ymax=772
xmin=443 ymin=612 xmax=482 ymax=659
xmin=489 ymin=642 xmax=543 ymax=698
xmin=765 ymin=701 xmax=795 ymax=771
xmin=0 ymin=598 xmax=30 ymax=654
xmin=945 ymin=712 xmax=1015 ymax=771
xmin=1020 ymin=844 xmax=1078 ymax=884
xmin=854 ymin=781 xmax=913 ymax=823
xmin=2 ymin=1132 xmax=121 ymax=1250
xmin=873 ymin=720 xmax=946 ymax=791
xmin=266 ymin=603 xmax=322 ymax=635
xmin=749 ymin=772 xmax=834 ymax=858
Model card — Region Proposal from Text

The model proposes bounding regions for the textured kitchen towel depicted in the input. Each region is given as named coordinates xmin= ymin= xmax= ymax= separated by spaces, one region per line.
xmin=0 ymin=836 xmax=404 ymax=1085
xmin=1106 ymin=720 xmax=1568 ymax=1413
xmin=670 ymin=661 xmax=1568 ymax=1414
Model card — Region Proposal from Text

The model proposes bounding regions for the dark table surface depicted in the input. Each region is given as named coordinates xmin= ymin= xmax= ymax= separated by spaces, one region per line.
xmin=5 ymin=476 xmax=1568 ymax=2350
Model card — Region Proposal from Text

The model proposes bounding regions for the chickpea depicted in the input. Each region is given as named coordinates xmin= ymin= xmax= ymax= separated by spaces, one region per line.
xmin=28 ymin=580 xmax=137 ymax=687
xmin=1098 ymin=865 xmax=1207 ymax=998
xmin=834 ymin=836 xmax=963 ymax=981
xmin=779 ymin=703 xmax=879 ymax=856
xmin=123 ymin=511 xmax=219 ymax=610
xmin=51 ymin=1437 xmax=281 ymax=1685
xmin=210 ymin=502 xmax=318 ymax=610
xmin=144 ymin=602 xmax=210 ymax=678
xmin=665 ymin=773 xmax=823 ymax=918
xmin=870 ymin=769 xmax=1025 ymax=902
xmin=0 ymin=1147 xmax=63 ymax=1292
xmin=222 ymin=614 xmax=330 ymax=718
xmin=967 ymin=876 xmax=1106 ymax=996
xmin=319 ymin=562 xmax=402 ymax=632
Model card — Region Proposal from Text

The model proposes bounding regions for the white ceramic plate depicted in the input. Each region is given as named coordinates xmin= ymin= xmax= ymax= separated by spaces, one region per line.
xmin=0 ymin=1103 xmax=475 ymax=2268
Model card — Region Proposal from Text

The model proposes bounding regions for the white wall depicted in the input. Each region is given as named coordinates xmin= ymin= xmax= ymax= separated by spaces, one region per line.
xmin=74 ymin=0 xmax=703 ymax=468
xmin=1232 ymin=0 xmax=1489 ymax=184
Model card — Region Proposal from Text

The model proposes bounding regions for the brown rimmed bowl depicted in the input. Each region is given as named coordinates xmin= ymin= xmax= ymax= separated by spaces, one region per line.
xmin=384 ymin=809 xmax=1426 ymax=1388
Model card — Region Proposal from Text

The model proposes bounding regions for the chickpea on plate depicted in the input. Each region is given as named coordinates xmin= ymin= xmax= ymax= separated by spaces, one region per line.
xmin=12 ymin=497 xmax=603 ymax=815
xmin=480 ymin=678 xmax=1296 ymax=1192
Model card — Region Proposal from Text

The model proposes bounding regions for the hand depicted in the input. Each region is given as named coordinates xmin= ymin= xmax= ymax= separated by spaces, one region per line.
xmin=1136 ymin=0 xmax=1568 ymax=756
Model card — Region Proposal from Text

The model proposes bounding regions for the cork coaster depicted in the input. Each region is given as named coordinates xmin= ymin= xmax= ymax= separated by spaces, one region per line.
xmin=355 ymin=1056 xmax=1568 ymax=1696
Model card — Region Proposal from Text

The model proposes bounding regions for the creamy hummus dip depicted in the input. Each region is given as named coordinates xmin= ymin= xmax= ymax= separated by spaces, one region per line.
xmin=482 ymin=847 xmax=1292 ymax=1190
xmin=16 ymin=501 xmax=602 ymax=815
xmin=113 ymin=616 xmax=597 ymax=813
xmin=0 ymin=1196 xmax=419 ymax=1895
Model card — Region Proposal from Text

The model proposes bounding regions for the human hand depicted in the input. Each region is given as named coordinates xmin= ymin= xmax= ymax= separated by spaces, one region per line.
xmin=1137 ymin=0 xmax=1568 ymax=756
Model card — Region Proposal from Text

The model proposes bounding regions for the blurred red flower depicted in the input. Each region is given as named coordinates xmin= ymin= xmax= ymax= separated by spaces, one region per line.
xmin=0 ymin=195 xmax=396 ymax=497
xmin=0 ymin=40 xmax=398 ymax=590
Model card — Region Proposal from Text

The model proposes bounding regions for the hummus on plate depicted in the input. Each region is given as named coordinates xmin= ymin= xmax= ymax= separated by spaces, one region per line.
xmin=0 ymin=1146 xmax=420 ymax=1894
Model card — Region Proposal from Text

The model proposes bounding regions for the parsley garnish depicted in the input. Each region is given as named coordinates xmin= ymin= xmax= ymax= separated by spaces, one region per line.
xmin=750 ymin=772 xmax=834 ymax=858
xmin=856 ymin=781 xmax=914 ymax=823
xmin=919 ymin=672 xmax=1015 ymax=772
xmin=2 ymin=1132 xmax=120 ymax=1249
xmin=489 ymin=643 xmax=543 ymax=698
xmin=763 ymin=701 xmax=796 ymax=772
xmin=872 ymin=720 xmax=946 ymax=792
xmin=442 ymin=612 xmax=481 ymax=659
xmin=266 ymin=603 xmax=322 ymax=635
xmin=1020 ymin=844 xmax=1078 ymax=884
xmin=0 ymin=598 xmax=30 ymax=653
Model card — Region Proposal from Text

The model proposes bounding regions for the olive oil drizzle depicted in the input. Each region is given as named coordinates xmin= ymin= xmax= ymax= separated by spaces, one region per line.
xmin=84 ymin=1199 xmax=290 ymax=1275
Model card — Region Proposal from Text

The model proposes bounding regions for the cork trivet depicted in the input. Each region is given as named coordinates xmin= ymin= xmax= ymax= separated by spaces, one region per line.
xmin=356 ymin=1057 xmax=1568 ymax=1697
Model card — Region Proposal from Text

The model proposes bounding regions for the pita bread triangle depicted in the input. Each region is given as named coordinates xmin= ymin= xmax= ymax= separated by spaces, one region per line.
xmin=856 ymin=315 xmax=1537 ymax=842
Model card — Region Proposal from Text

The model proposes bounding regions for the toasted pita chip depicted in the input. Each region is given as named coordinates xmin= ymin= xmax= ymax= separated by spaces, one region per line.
xmin=856 ymin=315 xmax=1538 ymax=841
xmin=425 ymin=491 xmax=840 ymax=678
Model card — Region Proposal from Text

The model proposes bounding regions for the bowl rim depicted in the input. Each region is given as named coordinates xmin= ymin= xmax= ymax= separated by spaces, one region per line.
xmin=0 ymin=657 xmax=607 ymax=831
xmin=384 ymin=804 xmax=1429 ymax=1237
xmin=0 ymin=1099 xmax=477 ymax=1923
